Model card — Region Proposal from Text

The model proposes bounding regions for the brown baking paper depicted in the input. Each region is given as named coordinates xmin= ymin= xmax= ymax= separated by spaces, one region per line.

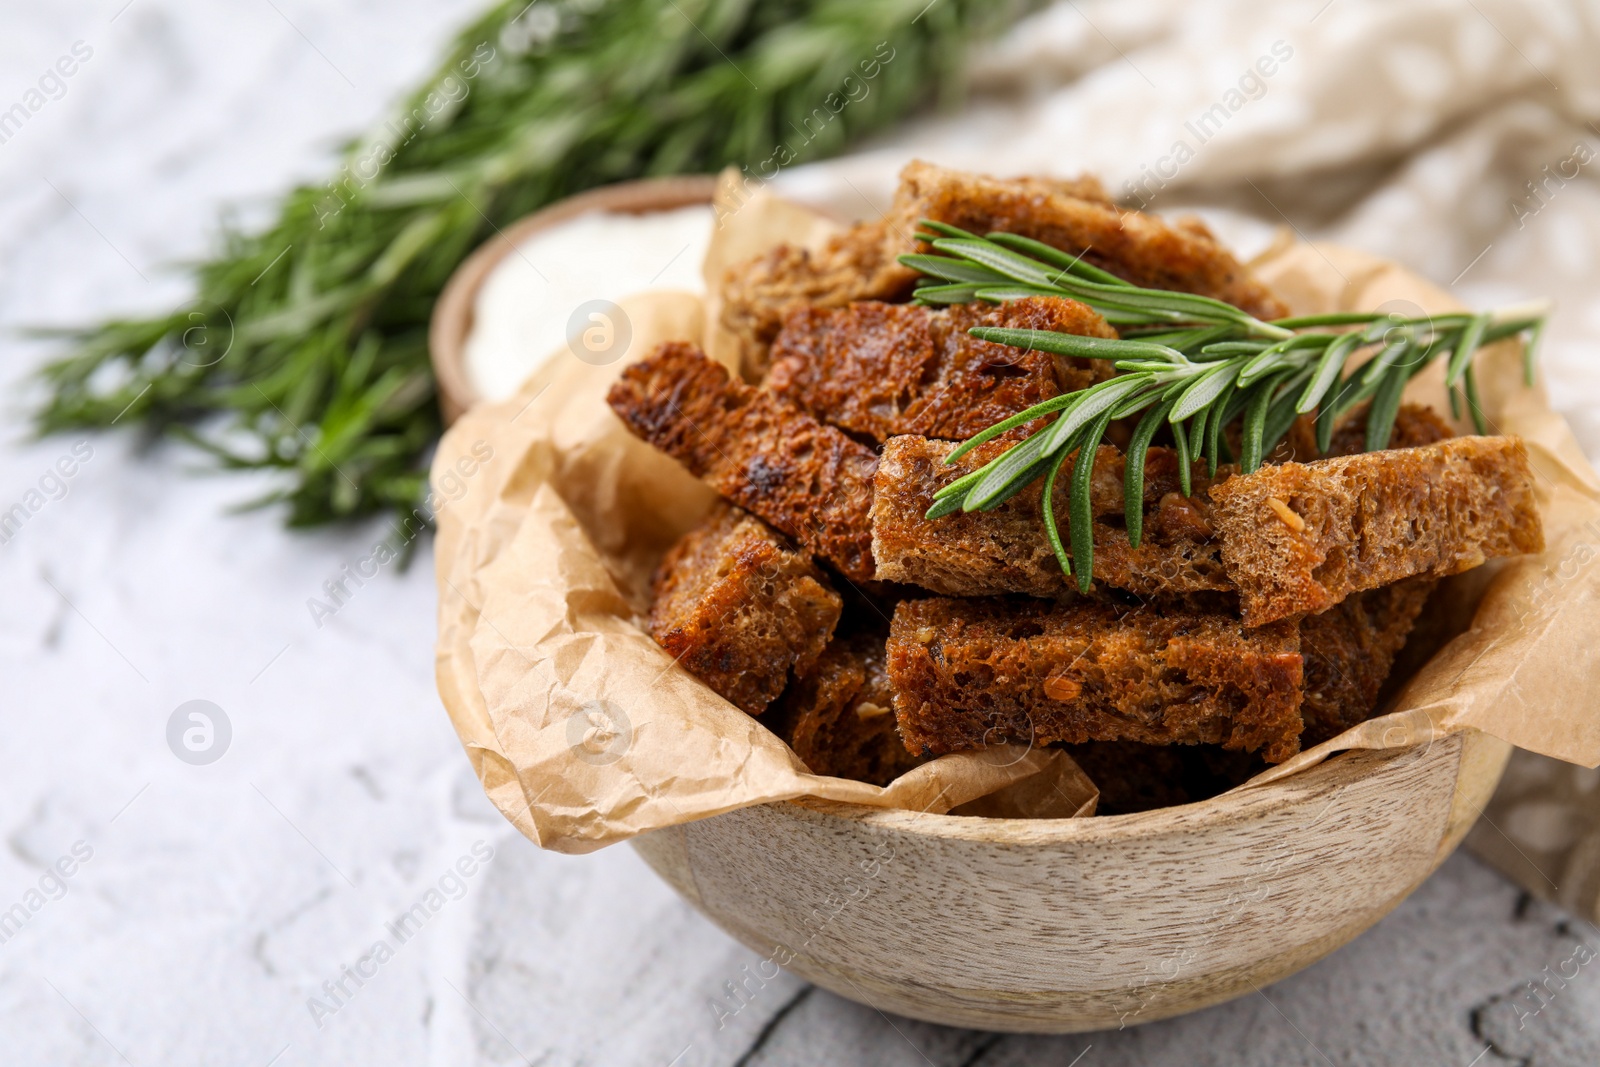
xmin=434 ymin=176 xmax=1600 ymax=857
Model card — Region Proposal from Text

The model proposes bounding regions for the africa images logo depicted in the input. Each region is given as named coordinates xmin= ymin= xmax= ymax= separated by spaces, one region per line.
xmin=566 ymin=700 xmax=631 ymax=765
xmin=166 ymin=700 xmax=232 ymax=766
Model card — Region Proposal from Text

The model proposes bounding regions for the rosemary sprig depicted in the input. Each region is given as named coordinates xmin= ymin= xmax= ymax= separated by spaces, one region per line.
xmin=901 ymin=223 xmax=1549 ymax=593
xmin=34 ymin=0 xmax=1035 ymax=529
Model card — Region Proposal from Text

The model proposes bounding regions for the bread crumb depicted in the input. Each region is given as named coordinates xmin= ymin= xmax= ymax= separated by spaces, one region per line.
xmin=1267 ymin=496 xmax=1306 ymax=532
xmin=855 ymin=701 xmax=891 ymax=720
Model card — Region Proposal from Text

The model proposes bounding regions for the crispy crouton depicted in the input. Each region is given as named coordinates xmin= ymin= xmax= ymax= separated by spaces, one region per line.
xmin=891 ymin=161 xmax=1288 ymax=320
xmin=1031 ymin=173 xmax=1117 ymax=205
xmin=887 ymin=596 xmax=1305 ymax=763
xmin=774 ymin=632 xmax=926 ymax=785
xmin=650 ymin=504 xmax=843 ymax=715
xmin=766 ymin=296 xmax=1115 ymax=444
xmin=871 ymin=404 xmax=1482 ymax=605
xmin=1299 ymin=578 xmax=1434 ymax=746
xmin=1323 ymin=401 xmax=1455 ymax=458
xmin=721 ymin=219 xmax=913 ymax=381
xmin=1209 ymin=435 xmax=1543 ymax=627
xmin=1262 ymin=400 xmax=1454 ymax=464
xmin=1065 ymin=741 xmax=1197 ymax=814
xmin=607 ymin=342 xmax=880 ymax=582
xmin=870 ymin=435 xmax=1231 ymax=598
xmin=1065 ymin=741 xmax=1265 ymax=815
xmin=720 ymin=161 xmax=1287 ymax=380
xmin=1378 ymin=567 xmax=1497 ymax=709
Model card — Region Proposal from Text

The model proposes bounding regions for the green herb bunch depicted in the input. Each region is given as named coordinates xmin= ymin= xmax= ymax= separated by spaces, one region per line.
xmin=36 ymin=0 xmax=1033 ymax=527
xmin=902 ymin=221 xmax=1548 ymax=592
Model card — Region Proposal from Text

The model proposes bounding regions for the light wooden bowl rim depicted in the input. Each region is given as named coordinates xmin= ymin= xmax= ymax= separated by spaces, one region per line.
xmin=430 ymin=177 xmax=1458 ymax=844
xmin=428 ymin=174 xmax=719 ymax=423
xmin=785 ymin=740 xmax=1420 ymax=841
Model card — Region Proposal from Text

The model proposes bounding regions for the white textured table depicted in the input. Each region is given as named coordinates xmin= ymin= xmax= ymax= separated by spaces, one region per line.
xmin=1 ymin=3 xmax=1596 ymax=1065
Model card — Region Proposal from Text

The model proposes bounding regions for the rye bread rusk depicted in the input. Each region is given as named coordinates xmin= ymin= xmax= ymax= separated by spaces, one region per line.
xmin=864 ymin=396 xmax=1442 ymax=597
xmin=883 ymin=576 xmax=1433 ymax=771
xmin=1210 ymin=435 xmax=1543 ymax=626
xmin=720 ymin=160 xmax=1287 ymax=380
xmin=766 ymin=297 xmax=1115 ymax=445
xmin=773 ymin=632 xmax=926 ymax=786
xmin=1298 ymin=577 xmax=1435 ymax=747
xmin=720 ymin=218 xmax=912 ymax=382
xmin=649 ymin=504 xmax=842 ymax=716
xmin=1064 ymin=741 xmax=1266 ymax=815
xmin=869 ymin=404 xmax=1502 ymax=618
xmin=887 ymin=596 xmax=1306 ymax=763
xmin=607 ymin=342 xmax=879 ymax=582
xmin=888 ymin=161 xmax=1288 ymax=320
xmin=871 ymin=434 xmax=1231 ymax=599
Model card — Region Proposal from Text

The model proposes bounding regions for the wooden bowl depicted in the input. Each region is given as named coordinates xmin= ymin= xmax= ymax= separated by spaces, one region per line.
xmin=428 ymin=174 xmax=718 ymax=423
xmin=634 ymin=730 xmax=1508 ymax=1032
xmin=432 ymin=183 xmax=1511 ymax=1032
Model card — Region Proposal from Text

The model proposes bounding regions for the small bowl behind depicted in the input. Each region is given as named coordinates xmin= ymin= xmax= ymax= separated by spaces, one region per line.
xmin=634 ymin=729 xmax=1508 ymax=1033
xmin=428 ymin=174 xmax=717 ymax=423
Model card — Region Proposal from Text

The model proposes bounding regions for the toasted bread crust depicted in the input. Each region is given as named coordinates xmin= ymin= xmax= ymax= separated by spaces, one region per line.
xmin=1260 ymin=400 xmax=1454 ymax=465
xmin=887 ymin=596 xmax=1304 ymax=763
xmin=890 ymin=161 xmax=1288 ymax=320
xmin=1031 ymin=173 xmax=1117 ymax=205
xmin=721 ymin=219 xmax=912 ymax=381
xmin=1065 ymin=741 xmax=1265 ymax=815
xmin=607 ymin=342 xmax=880 ymax=581
xmin=1065 ymin=741 xmax=1197 ymax=814
xmin=649 ymin=505 xmax=843 ymax=715
xmin=1210 ymin=435 xmax=1544 ymax=626
xmin=720 ymin=161 xmax=1287 ymax=380
xmin=766 ymin=297 xmax=1115 ymax=444
xmin=871 ymin=435 xmax=1231 ymax=598
xmin=871 ymin=404 xmax=1472 ymax=603
xmin=1299 ymin=578 xmax=1434 ymax=746
xmin=1323 ymin=401 xmax=1455 ymax=458
xmin=775 ymin=632 xmax=925 ymax=785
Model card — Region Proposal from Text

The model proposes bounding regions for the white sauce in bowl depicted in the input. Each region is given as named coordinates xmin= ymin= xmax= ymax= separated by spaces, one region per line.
xmin=463 ymin=204 xmax=714 ymax=401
